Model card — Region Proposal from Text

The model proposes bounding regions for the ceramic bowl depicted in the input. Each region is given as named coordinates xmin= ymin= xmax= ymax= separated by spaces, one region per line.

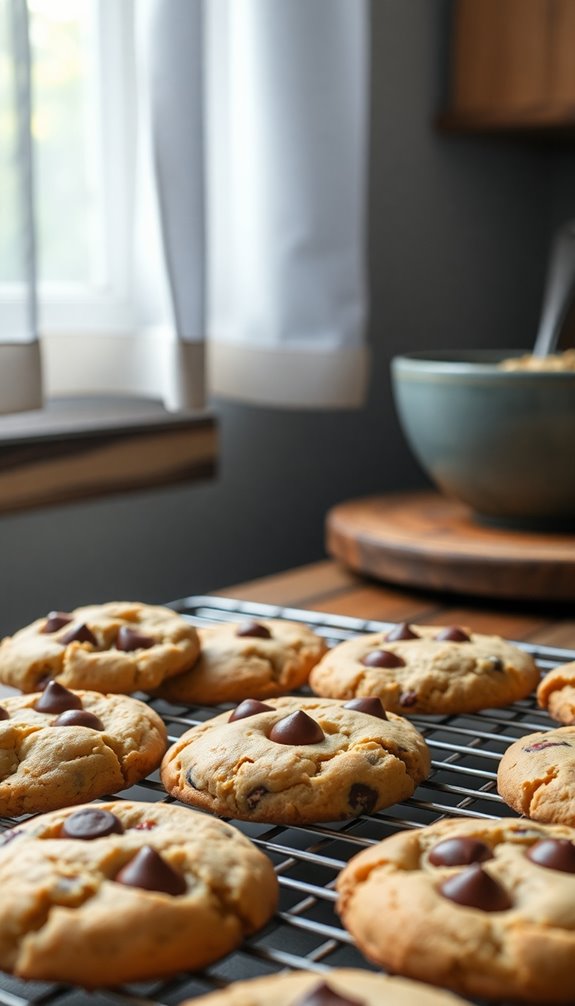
xmin=391 ymin=350 xmax=575 ymax=527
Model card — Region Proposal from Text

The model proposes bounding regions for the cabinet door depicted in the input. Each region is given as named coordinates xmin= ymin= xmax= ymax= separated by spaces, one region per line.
xmin=451 ymin=0 xmax=550 ymax=117
xmin=549 ymin=0 xmax=575 ymax=107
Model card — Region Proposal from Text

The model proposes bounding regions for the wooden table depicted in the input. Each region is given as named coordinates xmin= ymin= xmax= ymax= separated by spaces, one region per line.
xmin=218 ymin=558 xmax=575 ymax=650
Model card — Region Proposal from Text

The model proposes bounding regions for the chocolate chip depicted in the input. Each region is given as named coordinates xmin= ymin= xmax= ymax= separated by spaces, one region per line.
xmin=269 ymin=710 xmax=325 ymax=745
xmin=236 ymin=620 xmax=272 ymax=639
xmin=185 ymin=769 xmax=198 ymax=789
xmin=0 ymin=706 xmax=8 ymax=721
xmin=486 ymin=656 xmax=504 ymax=672
xmin=527 ymin=838 xmax=575 ymax=873
xmin=429 ymin=837 xmax=493 ymax=867
xmin=439 ymin=864 xmax=511 ymax=911
xmin=246 ymin=786 xmax=268 ymax=809
xmin=524 ymin=739 xmax=572 ymax=752
xmin=386 ymin=622 xmax=419 ymax=642
xmin=62 ymin=809 xmax=124 ymax=840
xmin=115 ymin=846 xmax=187 ymax=895
xmin=293 ymin=981 xmax=363 ymax=1006
xmin=348 ymin=783 xmax=378 ymax=814
xmin=229 ymin=699 xmax=274 ymax=722
xmin=399 ymin=690 xmax=418 ymax=708
xmin=435 ymin=626 xmax=470 ymax=643
xmin=36 ymin=675 xmax=53 ymax=690
xmin=52 ymin=709 xmax=104 ymax=730
xmin=361 ymin=649 xmax=405 ymax=668
xmin=42 ymin=611 xmax=73 ymax=634
xmin=116 ymin=626 xmax=155 ymax=651
xmin=59 ymin=623 xmax=97 ymax=647
xmin=35 ymin=681 xmax=83 ymax=714
xmin=344 ymin=697 xmax=387 ymax=719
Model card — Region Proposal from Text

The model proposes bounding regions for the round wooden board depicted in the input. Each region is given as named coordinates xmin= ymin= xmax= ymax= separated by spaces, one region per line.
xmin=325 ymin=491 xmax=575 ymax=601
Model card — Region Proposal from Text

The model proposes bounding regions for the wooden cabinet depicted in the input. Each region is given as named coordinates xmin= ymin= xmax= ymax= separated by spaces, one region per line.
xmin=441 ymin=0 xmax=575 ymax=136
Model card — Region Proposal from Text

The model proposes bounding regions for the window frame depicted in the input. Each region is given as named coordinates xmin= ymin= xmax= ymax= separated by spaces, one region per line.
xmin=0 ymin=0 xmax=136 ymax=336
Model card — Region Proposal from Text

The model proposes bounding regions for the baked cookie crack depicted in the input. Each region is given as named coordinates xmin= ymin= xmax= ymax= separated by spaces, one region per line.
xmin=376 ymin=739 xmax=418 ymax=770
xmin=8 ymin=864 xmax=101 ymax=974
xmin=201 ymin=873 xmax=268 ymax=933
xmin=523 ymin=766 xmax=560 ymax=816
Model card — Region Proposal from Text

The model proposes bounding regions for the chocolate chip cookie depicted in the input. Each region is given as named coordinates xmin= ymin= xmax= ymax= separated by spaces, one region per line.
xmin=185 ymin=968 xmax=470 ymax=1004
xmin=154 ymin=618 xmax=327 ymax=705
xmin=337 ymin=816 xmax=575 ymax=1003
xmin=538 ymin=662 xmax=575 ymax=724
xmin=0 ymin=800 xmax=278 ymax=985
xmin=161 ymin=695 xmax=430 ymax=824
xmin=0 ymin=601 xmax=200 ymax=694
xmin=0 ymin=682 xmax=167 ymax=815
xmin=498 ymin=725 xmax=575 ymax=825
xmin=309 ymin=622 xmax=539 ymax=714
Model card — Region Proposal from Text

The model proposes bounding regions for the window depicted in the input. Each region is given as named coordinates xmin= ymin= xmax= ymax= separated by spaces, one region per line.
xmin=0 ymin=0 xmax=134 ymax=334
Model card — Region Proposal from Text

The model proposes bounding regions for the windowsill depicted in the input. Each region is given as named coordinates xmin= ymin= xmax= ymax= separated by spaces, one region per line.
xmin=0 ymin=397 xmax=218 ymax=514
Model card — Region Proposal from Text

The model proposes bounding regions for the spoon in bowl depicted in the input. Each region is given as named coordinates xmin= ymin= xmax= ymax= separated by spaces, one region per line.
xmin=533 ymin=220 xmax=575 ymax=357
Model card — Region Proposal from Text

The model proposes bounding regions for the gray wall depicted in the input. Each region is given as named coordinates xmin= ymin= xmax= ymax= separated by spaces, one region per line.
xmin=0 ymin=0 xmax=561 ymax=634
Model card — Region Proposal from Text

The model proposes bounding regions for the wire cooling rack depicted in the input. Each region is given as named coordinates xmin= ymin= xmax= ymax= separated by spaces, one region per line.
xmin=1 ymin=595 xmax=574 ymax=1006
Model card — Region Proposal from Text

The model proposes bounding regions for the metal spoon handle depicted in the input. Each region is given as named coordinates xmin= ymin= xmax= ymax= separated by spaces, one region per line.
xmin=533 ymin=221 xmax=575 ymax=357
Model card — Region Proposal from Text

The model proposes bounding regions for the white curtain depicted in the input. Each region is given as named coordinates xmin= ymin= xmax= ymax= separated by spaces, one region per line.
xmin=3 ymin=0 xmax=370 ymax=415
xmin=206 ymin=0 xmax=370 ymax=408
xmin=0 ymin=0 xmax=42 ymax=414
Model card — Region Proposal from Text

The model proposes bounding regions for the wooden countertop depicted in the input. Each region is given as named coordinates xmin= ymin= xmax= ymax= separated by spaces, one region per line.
xmin=218 ymin=559 xmax=575 ymax=650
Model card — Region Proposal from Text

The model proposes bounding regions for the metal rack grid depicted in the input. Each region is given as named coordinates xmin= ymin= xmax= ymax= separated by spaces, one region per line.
xmin=1 ymin=594 xmax=574 ymax=1006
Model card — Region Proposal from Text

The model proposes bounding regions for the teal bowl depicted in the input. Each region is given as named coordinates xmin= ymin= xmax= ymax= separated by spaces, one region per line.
xmin=391 ymin=350 xmax=575 ymax=527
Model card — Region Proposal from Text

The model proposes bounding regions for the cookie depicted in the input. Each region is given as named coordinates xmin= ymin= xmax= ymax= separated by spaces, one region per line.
xmin=154 ymin=618 xmax=327 ymax=705
xmin=0 ymin=682 xmax=167 ymax=815
xmin=309 ymin=622 xmax=539 ymax=715
xmin=538 ymin=662 xmax=575 ymax=724
xmin=0 ymin=601 xmax=200 ymax=694
xmin=0 ymin=800 xmax=278 ymax=985
xmin=161 ymin=695 xmax=430 ymax=823
xmin=337 ymin=816 xmax=575 ymax=1003
xmin=184 ymin=968 xmax=471 ymax=1004
xmin=498 ymin=725 xmax=575 ymax=825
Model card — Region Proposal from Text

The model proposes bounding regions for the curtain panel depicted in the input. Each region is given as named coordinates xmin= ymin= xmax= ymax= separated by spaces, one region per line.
xmin=2 ymin=0 xmax=370 ymax=415
xmin=0 ymin=0 xmax=41 ymax=415
xmin=206 ymin=0 xmax=370 ymax=408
